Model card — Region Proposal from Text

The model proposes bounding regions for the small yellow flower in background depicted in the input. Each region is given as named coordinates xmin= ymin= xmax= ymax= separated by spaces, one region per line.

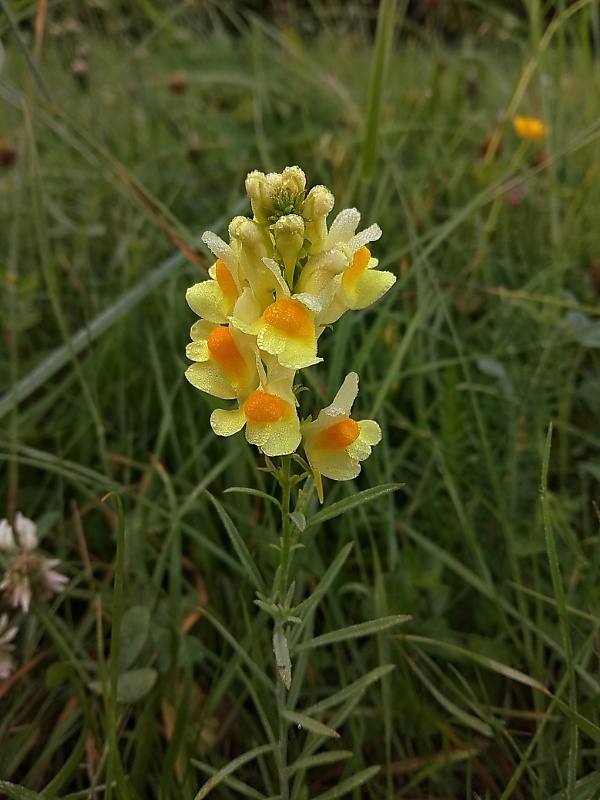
xmin=302 ymin=372 xmax=382 ymax=502
xmin=512 ymin=115 xmax=548 ymax=142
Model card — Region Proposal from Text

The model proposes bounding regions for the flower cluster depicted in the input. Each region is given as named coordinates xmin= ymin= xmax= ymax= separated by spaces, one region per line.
xmin=0 ymin=512 xmax=68 ymax=615
xmin=185 ymin=167 xmax=395 ymax=496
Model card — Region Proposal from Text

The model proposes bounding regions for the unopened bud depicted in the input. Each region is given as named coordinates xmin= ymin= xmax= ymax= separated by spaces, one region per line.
xmin=245 ymin=166 xmax=306 ymax=225
xmin=273 ymin=214 xmax=305 ymax=286
xmin=303 ymin=185 xmax=335 ymax=253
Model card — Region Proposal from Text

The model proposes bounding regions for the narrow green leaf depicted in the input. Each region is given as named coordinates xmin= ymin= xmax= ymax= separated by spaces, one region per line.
xmin=551 ymin=696 xmax=600 ymax=745
xmin=295 ymin=615 xmax=410 ymax=651
xmin=305 ymin=484 xmax=403 ymax=529
xmin=360 ymin=0 xmax=402 ymax=181
xmin=206 ymin=491 xmax=266 ymax=594
xmin=402 ymin=635 xmax=549 ymax=693
xmin=281 ymin=710 xmax=340 ymax=739
xmin=311 ymin=766 xmax=381 ymax=800
xmin=223 ymin=486 xmax=281 ymax=509
xmin=192 ymin=744 xmax=274 ymax=800
xmin=0 ymin=783 xmax=48 ymax=800
xmin=118 ymin=606 xmax=151 ymax=672
xmin=550 ymin=771 xmax=600 ymax=800
xmin=192 ymin=759 xmax=268 ymax=800
xmin=541 ymin=422 xmax=578 ymax=793
xmin=407 ymin=658 xmax=493 ymax=737
xmin=304 ymin=665 xmax=395 ymax=717
xmin=286 ymin=750 xmax=353 ymax=775
xmin=292 ymin=543 xmax=353 ymax=620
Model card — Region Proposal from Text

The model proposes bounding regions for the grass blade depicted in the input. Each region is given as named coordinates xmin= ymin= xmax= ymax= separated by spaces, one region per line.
xmin=192 ymin=744 xmax=274 ymax=800
xmin=206 ymin=491 xmax=267 ymax=594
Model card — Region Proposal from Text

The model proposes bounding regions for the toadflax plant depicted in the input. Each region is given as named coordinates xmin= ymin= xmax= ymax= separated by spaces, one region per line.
xmin=185 ymin=167 xmax=408 ymax=799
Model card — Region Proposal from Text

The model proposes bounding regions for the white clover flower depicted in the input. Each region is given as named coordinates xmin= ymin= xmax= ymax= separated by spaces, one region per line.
xmin=0 ymin=519 xmax=16 ymax=552
xmin=0 ymin=513 xmax=68 ymax=614
xmin=14 ymin=511 xmax=38 ymax=550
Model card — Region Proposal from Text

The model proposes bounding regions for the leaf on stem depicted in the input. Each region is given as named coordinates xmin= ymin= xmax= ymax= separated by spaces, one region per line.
xmin=295 ymin=615 xmax=410 ymax=651
xmin=305 ymin=483 xmax=403 ymax=529
xmin=280 ymin=709 xmax=340 ymax=739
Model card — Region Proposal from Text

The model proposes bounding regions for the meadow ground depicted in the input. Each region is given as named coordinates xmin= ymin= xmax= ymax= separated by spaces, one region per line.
xmin=1 ymin=1 xmax=600 ymax=798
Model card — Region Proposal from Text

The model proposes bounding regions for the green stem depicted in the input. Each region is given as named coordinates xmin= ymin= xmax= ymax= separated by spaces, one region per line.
xmin=278 ymin=455 xmax=292 ymax=603
xmin=276 ymin=678 xmax=290 ymax=800
xmin=274 ymin=455 xmax=294 ymax=798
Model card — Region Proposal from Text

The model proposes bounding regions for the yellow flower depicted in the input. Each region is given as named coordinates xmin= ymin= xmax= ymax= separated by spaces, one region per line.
xmin=186 ymin=258 xmax=241 ymax=324
xmin=512 ymin=115 xmax=548 ymax=142
xmin=302 ymin=372 xmax=382 ymax=501
xmin=185 ymin=322 xmax=258 ymax=400
xmin=230 ymin=267 xmax=323 ymax=371
xmin=320 ymin=245 xmax=396 ymax=326
xmin=228 ymin=216 xmax=279 ymax=307
xmin=257 ymin=298 xmax=321 ymax=370
xmin=296 ymin=209 xmax=392 ymax=324
xmin=210 ymin=370 xmax=301 ymax=457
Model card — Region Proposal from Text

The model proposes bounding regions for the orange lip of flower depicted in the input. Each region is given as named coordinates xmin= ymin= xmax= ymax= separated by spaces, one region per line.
xmin=207 ymin=326 xmax=246 ymax=375
xmin=343 ymin=246 xmax=371 ymax=288
xmin=244 ymin=390 xmax=290 ymax=423
xmin=215 ymin=259 xmax=238 ymax=303
xmin=315 ymin=418 xmax=360 ymax=450
xmin=262 ymin=299 xmax=314 ymax=339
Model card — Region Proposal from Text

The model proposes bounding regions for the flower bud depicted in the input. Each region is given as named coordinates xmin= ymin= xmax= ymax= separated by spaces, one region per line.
xmin=273 ymin=214 xmax=305 ymax=287
xmin=229 ymin=216 xmax=277 ymax=305
xmin=245 ymin=167 xmax=306 ymax=225
xmin=303 ymin=185 xmax=334 ymax=254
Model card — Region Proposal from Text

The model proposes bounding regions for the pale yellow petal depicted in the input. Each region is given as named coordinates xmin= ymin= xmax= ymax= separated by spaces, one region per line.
xmin=309 ymin=449 xmax=361 ymax=481
xmin=210 ymin=407 xmax=246 ymax=437
xmin=342 ymin=269 xmax=396 ymax=310
xmin=185 ymin=362 xmax=238 ymax=400
xmin=246 ymin=417 xmax=301 ymax=457
xmin=186 ymin=281 xmax=229 ymax=324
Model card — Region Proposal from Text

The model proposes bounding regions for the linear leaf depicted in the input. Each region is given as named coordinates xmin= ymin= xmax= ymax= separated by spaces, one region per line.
xmin=223 ymin=487 xmax=281 ymax=508
xmin=206 ymin=491 xmax=266 ymax=594
xmin=286 ymin=750 xmax=353 ymax=775
xmin=304 ymin=665 xmax=395 ymax=717
xmin=293 ymin=543 xmax=353 ymax=619
xmin=192 ymin=744 xmax=274 ymax=800
xmin=311 ymin=766 xmax=381 ymax=800
xmin=305 ymin=484 xmax=403 ymax=529
xmin=0 ymin=783 xmax=48 ymax=800
xmin=295 ymin=615 xmax=410 ymax=651
xmin=281 ymin=710 xmax=340 ymax=739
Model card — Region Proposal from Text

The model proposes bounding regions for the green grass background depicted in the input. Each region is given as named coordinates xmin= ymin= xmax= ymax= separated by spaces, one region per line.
xmin=1 ymin=0 xmax=600 ymax=797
